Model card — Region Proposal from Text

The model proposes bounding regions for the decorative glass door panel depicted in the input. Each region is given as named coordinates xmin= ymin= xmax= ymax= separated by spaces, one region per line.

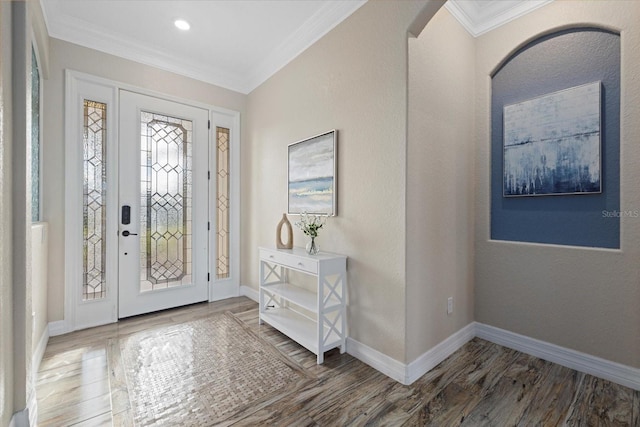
xmin=119 ymin=91 xmax=208 ymax=318
xmin=216 ymin=127 xmax=230 ymax=280
xmin=83 ymin=100 xmax=107 ymax=300
xmin=140 ymin=113 xmax=192 ymax=292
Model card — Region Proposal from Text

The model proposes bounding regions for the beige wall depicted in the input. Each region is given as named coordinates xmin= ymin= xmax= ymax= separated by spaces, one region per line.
xmin=475 ymin=0 xmax=640 ymax=367
xmin=244 ymin=0 xmax=437 ymax=361
xmin=12 ymin=0 xmax=34 ymax=417
xmin=43 ymin=39 xmax=247 ymax=322
xmin=2 ymin=1 xmax=42 ymax=421
xmin=406 ymin=7 xmax=475 ymax=362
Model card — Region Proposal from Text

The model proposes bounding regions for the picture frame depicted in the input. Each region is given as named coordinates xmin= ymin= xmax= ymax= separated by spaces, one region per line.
xmin=288 ymin=130 xmax=337 ymax=216
xmin=503 ymin=81 xmax=602 ymax=197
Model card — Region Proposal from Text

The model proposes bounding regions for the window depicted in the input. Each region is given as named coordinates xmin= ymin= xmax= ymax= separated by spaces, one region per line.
xmin=31 ymin=47 xmax=40 ymax=222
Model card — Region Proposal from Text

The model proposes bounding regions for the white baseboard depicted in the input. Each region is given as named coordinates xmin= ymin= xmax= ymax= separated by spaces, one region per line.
xmin=32 ymin=326 xmax=49 ymax=375
xmin=347 ymin=322 xmax=476 ymax=385
xmin=209 ymin=282 xmax=240 ymax=302
xmin=209 ymin=290 xmax=241 ymax=302
xmin=28 ymin=326 xmax=49 ymax=426
xmin=347 ymin=322 xmax=640 ymax=391
xmin=9 ymin=409 xmax=29 ymax=427
xmin=26 ymin=392 xmax=36 ymax=427
xmin=346 ymin=337 xmax=408 ymax=384
xmin=475 ymin=322 xmax=640 ymax=391
xmin=406 ymin=322 xmax=476 ymax=384
xmin=240 ymin=285 xmax=259 ymax=302
xmin=48 ymin=320 xmax=70 ymax=337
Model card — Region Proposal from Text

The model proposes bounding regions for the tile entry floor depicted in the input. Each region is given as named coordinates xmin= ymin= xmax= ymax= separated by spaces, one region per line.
xmin=36 ymin=297 xmax=640 ymax=426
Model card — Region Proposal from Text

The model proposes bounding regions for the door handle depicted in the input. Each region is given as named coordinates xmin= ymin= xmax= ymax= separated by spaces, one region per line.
xmin=121 ymin=230 xmax=138 ymax=237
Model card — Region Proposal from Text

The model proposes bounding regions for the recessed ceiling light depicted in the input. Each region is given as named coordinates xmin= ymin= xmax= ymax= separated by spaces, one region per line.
xmin=174 ymin=19 xmax=190 ymax=31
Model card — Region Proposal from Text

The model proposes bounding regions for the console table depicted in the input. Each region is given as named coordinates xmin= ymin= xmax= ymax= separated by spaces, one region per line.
xmin=258 ymin=247 xmax=347 ymax=364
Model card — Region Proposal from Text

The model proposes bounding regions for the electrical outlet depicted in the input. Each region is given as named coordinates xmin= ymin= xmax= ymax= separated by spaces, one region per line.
xmin=447 ymin=297 xmax=453 ymax=315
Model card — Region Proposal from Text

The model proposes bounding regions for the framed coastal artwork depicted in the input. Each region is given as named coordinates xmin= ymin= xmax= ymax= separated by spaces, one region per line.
xmin=503 ymin=81 xmax=602 ymax=197
xmin=288 ymin=130 xmax=337 ymax=216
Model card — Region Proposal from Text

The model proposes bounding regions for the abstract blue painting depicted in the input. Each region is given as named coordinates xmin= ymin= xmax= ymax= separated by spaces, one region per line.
xmin=503 ymin=82 xmax=601 ymax=197
xmin=288 ymin=130 xmax=337 ymax=215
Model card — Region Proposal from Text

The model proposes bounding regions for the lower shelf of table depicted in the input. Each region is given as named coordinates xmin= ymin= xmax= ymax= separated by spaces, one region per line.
xmin=259 ymin=308 xmax=343 ymax=357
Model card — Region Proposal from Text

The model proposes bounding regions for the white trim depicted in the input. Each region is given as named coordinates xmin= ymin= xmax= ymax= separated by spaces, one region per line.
xmin=240 ymin=285 xmax=259 ymax=303
xmin=445 ymin=0 xmax=554 ymax=38
xmin=48 ymin=320 xmax=69 ymax=337
xmin=346 ymin=322 xmax=640 ymax=390
xmin=476 ymin=323 xmax=640 ymax=391
xmin=40 ymin=1 xmax=365 ymax=94
xmin=67 ymin=70 xmax=241 ymax=117
xmin=31 ymin=324 xmax=48 ymax=378
xmin=244 ymin=1 xmax=366 ymax=93
xmin=65 ymin=70 xmax=119 ymax=331
xmin=208 ymin=110 xmax=241 ymax=302
xmin=65 ymin=70 xmax=241 ymax=330
xmin=27 ymin=327 xmax=49 ymax=426
xmin=406 ymin=323 xmax=476 ymax=384
xmin=27 ymin=305 xmax=50 ymax=427
xmin=29 ymin=324 xmax=49 ymax=425
xmin=346 ymin=338 xmax=407 ymax=384
xmin=229 ymin=113 xmax=241 ymax=298
xmin=9 ymin=409 xmax=29 ymax=427
xmin=209 ymin=286 xmax=240 ymax=302
xmin=346 ymin=323 xmax=475 ymax=385
xmin=63 ymin=71 xmax=78 ymax=333
xmin=26 ymin=391 xmax=36 ymax=427
xmin=41 ymin=0 xmax=246 ymax=93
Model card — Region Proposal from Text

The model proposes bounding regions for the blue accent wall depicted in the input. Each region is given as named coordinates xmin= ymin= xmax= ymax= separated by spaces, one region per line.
xmin=491 ymin=29 xmax=620 ymax=248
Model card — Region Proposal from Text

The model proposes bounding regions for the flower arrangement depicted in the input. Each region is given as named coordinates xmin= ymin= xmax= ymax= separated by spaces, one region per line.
xmin=295 ymin=212 xmax=327 ymax=237
xmin=295 ymin=212 xmax=327 ymax=254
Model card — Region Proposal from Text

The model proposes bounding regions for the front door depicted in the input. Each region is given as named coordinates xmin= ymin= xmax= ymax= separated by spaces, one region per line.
xmin=118 ymin=91 xmax=209 ymax=318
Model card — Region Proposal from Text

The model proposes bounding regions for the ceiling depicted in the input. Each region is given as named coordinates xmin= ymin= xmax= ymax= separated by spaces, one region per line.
xmin=41 ymin=0 xmax=366 ymax=94
xmin=41 ymin=0 xmax=553 ymax=95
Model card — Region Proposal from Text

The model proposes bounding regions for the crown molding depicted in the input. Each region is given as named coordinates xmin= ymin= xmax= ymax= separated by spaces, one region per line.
xmin=446 ymin=0 xmax=554 ymax=38
xmin=244 ymin=0 xmax=366 ymax=93
xmin=41 ymin=0 xmax=248 ymax=93
xmin=40 ymin=0 xmax=366 ymax=94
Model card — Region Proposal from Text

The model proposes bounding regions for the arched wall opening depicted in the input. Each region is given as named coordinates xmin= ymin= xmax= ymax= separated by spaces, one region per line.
xmin=490 ymin=28 xmax=621 ymax=249
xmin=474 ymin=0 xmax=640 ymax=370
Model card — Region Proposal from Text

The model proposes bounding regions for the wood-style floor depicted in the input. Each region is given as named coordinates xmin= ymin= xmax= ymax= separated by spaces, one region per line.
xmin=36 ymin=297 xmax=640 ymax=426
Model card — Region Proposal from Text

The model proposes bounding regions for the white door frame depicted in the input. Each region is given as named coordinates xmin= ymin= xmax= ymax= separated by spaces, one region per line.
xmin=64 ymin=73 xmax=119 ymax=331
xmin=63 ymin=70 xmax=240 ymax=333
xmin=208 ymin=110 xmax=240 ymax=301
